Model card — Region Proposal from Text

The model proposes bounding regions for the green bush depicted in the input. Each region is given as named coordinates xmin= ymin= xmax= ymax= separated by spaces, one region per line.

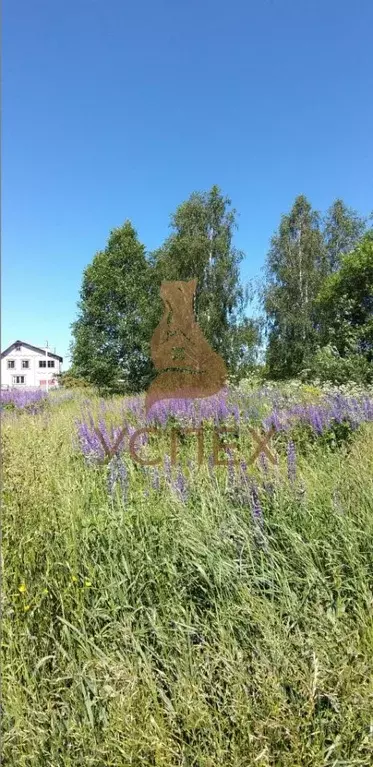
xmin=302 ymin=344 xmax=373 ymax=385
xmin=58 ymin=372 xmax=92 ymax=389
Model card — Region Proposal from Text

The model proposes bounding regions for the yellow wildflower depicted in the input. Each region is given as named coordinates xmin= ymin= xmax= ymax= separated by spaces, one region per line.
xmin=84 ymin=580 xmax=92 ymax=588
xmin=24 ymin=604 xmax=30 ymax=612
xmin=18 ymin=583 xmax=26 ymax=594
xmin=71 ymin=575 xmax=78 ymax=583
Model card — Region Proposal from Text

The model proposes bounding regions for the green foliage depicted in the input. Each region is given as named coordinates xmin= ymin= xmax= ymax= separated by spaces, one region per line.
xmin=58 ymin=370 xmax=92 ymax=389
xmin=70 ymin=189 xmax=261 ymax=392
xmin=302 ymin=344 xmax=373 ymax=385
xmin=264 ymin=197 xmax=371 ymax=381
xmin=152 ymin=185 xmax=261 ymax=376
xmin=283 ymin=413 xmax=357 ymax=454
xmin=323 ymin=198 xmax=367 ymax=273
xmin=264 ymin=195 xmax=324 ymax=378
xmin=315 ymin=232 xmax=373 ymax=375
xmin=233 ymin=366 xmax=266 ymax=390
xmin=1 ymin=401 xmax=16 ymax=412
xmin=71 ymin=221 xmax=155 ymax=393
xmin=69 ymin=192 xmax=370 ymax=392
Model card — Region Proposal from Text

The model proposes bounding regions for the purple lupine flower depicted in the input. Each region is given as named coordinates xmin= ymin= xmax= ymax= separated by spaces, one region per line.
xmin=164 ymin=455 xmax=172 ymax=484
xmin=362 ymin=397 xmax=373 ymax=422
xmin=151 ymin=467 xmax=160 ymax=491
xmin=112 ymin=425 xmax=128 ymax=450
xmin=263 ymin=409 xmax=283 ymax=433
xmin=250 ymin=481 xmax=264 ymax=527
xmin=98 ymin=417 xmax=112 ymax=450
xmin=226 ymin=447 xmax=235 ymax=486
xmin=230 ymin=404 xmax=240 ymax=424
xmin=76 ymin=418 xmax=106 ymax=462
xmin=174 ymin=467 xmax=188 ymax=502
xmin=308 ymin=404 xmax=328 ymax=433
xmin=240 ymin=459 xmax=248 ymax=480
xmin=239 ymin=460 xmax=250 ymax=495
xmin=287 ymin=440 xmax=297 ymax=484
xmin=259 ymin=452 xmax=269 ymax=474
xmin=107 ymin=456 xmax=127 ymax=500
xmin=148 ymin=396 xmax=198 ymax=427
xmin=147 ymin=400 xmax=170 ymax=427
xmin=0 ymin=387 xmax=48 ymax=412
xmin=263 ymin=480 xmax=275 ymax=497
xmin=258 ymin=391 xmax=373 ymax=441
xmin=76 ymin=405 xmax=129 ymax=463
xmin=216 ymin=394 xmax=230 ymax=425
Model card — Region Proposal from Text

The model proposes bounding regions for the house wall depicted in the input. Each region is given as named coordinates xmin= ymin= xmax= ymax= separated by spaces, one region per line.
xmin=1 ymin=344 xmax=62 ymax=388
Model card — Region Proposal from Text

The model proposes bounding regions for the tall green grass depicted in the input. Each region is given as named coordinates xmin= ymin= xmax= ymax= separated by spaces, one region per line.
xmin=2 ymin=397 xmax=373 ymax=766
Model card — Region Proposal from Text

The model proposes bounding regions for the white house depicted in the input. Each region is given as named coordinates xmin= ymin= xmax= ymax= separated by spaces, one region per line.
xmin=1 ymin=341 xmax=63 ymax=389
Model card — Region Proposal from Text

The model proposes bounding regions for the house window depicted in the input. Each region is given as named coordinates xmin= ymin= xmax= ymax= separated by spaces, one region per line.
xmin=7 ymin=360 xmax=15 ymax=369
xmin=12 ymin=375 xmax=25 ymax=385
xmin=47 ymin=360 xmax=55 ymax=368
xmin=22 ymin=360 xmax=29 ymax=369
xmin=39 ymin=360 xmax=46 ymax=368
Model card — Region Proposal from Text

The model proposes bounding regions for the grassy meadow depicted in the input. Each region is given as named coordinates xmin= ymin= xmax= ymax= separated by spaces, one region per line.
xmin=2 ymin=384 xmax=373 ymax=766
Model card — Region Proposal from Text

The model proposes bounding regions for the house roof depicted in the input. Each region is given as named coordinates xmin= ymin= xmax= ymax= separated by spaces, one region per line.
xmin=1 ymin=340 xmax=63 ymax=362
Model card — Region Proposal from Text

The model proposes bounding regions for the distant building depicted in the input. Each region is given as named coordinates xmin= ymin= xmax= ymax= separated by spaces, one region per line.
xmin=0 ymin=341 xmax=63 ymax=389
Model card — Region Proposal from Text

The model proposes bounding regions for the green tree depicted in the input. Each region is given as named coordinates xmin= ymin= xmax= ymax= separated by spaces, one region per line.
xmin=323 ymin=199 xmax=366 ymax=273
xmin=264 ymin=195 xmax=325 ymax=379
xmin=316 ymin=232 xmax=373 ymax=365
xmin=71 ymin=221 xmax=155 ymax=392
xmin=152 ymin=185 xmax=260 ymax=375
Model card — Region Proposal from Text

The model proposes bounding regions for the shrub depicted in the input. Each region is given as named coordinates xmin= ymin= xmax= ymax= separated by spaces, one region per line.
xmin=301 ymin=344 xmax=373 ymax=385
xmin=58 ymin=372 xmax=92 ymax=389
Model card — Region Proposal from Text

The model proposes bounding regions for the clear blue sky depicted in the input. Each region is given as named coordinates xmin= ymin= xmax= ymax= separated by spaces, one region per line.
xmin=2 ymin=0 xmax=373 ymax=367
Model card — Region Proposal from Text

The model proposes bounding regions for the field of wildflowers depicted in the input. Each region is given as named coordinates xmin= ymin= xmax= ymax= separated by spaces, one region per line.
xmin=0 ymin=387 xmax=49 ymax=414
xmin=2 ymin=382 xmax=373 ymax=765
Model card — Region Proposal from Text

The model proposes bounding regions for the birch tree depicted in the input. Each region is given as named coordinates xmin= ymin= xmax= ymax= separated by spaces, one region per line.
xmin=152 ymin=185 xmax=260 ymax=375
xmin=264 ymin=195 xmax=324 ymax=378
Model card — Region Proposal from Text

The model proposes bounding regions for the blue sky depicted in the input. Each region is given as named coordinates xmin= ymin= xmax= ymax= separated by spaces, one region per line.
xmin=2 ymin=0 xmax=373 ymax=367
